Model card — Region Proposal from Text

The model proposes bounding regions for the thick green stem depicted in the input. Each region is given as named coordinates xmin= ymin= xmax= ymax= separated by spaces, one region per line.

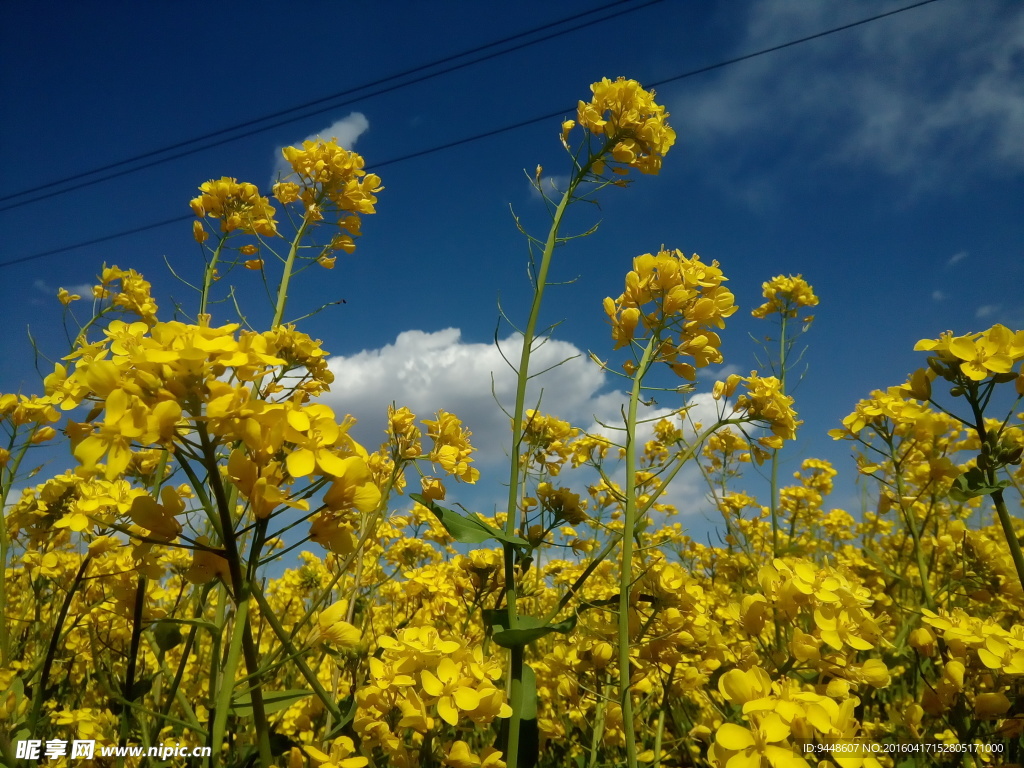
xmin=501 ymin=169 xmax=588 ymax=768
xmin=0 ymin=429 xmax=36 ymax=666
xmin=992 ymin=489 xmax=1024 ymax=595
xmin=969 ymin=398 xmax=1024 ymax=596
xmin=271 ymin=218 xmax=311 ymax=328
xmin=210 ymin=600 xmax=250 ymax=765
xmin=618 ymin=335 xmax=659 ymax=768
xmin=652 ymin=705 xmax=667 ymax=768
xmin=240 ymin=621 xmax=273 ymax=767
xmin=28 ymin=555 xmax=92 ymax=733
xmin=116 ymin=573 xmax=147 ymax=768
xmin=196 ymin=424 xmax=272 ymax=766
xmin=587 ymin=676 xmax=608 ymax=768
xmin=250 ymin=583 xmax=344 ymax=723
xmin=200 ymin=239 xmax=225 ymax=317
xmin=769 ymin=313 xmax=788 ymax=558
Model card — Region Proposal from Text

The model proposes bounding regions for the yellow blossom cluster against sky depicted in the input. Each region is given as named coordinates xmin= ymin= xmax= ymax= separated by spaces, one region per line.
xmin=1 ymin=1 xmax=1021 ymax=538
xmin=2 ymin=6 xmax=1024 ymax=765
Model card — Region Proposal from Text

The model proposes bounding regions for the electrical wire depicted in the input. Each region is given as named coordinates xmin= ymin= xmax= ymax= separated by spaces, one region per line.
xmin=0 ymin=0 xmax=658 ymax=213
xmin=0 ymin=0 xmax=946 ymax=270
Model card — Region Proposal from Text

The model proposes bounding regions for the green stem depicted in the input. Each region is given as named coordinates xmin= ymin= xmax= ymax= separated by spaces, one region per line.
xmin=587 ymin=676 xmax=608 ymax=768
xmin=210 ymin=600 xmax=250 ymax=766
xmin=200 ymin=239 xmax=225 ymax=317
xmin=196 ymin=424 xmax=271 ymax=767
xmin=968 ymin=397 xmax=1024 ymax=596
xmin=240 ymin=620 xmax=273 ymax=767
xmin=147 ymin=632 xmax=203 ymax=734
xmin=0 ymin=428 xmax=36 ymax=666
xmin=27 ymin=554 xmax=92 ymax=733
xmin=769 ymin=313 xmax=788 ymax=558
xmin=250 ymin=583 xmax=344 ymax=723
xmin=542 ymin=420 xmax=735 ymax=626
xmin=618 ymin=335 xmax=659 ymax=768
xmin=158 ymin=584 xmax=214 ymax=726
xmin=118 ymin=573 xmax=147 ymax=763
xmin=501 ymin=163 xmax=591 ymax=768
xmin=271 ymin=218 xmax=310 ymax=328
xmin=652 ymin=704 xmax=667 ymax=768
xmin=992 ymin=489 xmax=1024 ymax=595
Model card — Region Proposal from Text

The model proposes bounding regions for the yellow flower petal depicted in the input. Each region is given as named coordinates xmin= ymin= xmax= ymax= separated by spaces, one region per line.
xmin=716 ymin=723 xmax=754 ymax=751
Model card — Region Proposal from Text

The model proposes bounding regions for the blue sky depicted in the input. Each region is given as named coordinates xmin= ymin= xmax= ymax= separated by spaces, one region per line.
xmin=1 ymin=0 xmax=1022 ymax=537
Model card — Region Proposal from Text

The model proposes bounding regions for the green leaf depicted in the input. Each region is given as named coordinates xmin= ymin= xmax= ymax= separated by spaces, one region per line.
xmin=949 ymin=467 xmax=1009 ymax=502
xmin=269 ymin=730 xmax=299 ymax=757
xmin=126 ymin=677 xmax=152 ymax=701
xmin=231 ymin=689 xmax=312 ymax=718
xmin=325 ymin=694 xmax=357 ymax=740
xmin=152 ymin=617 xmax=220 ymax=635
xmin=491 ymin=614 xmax=577 ymax=649
xmin=517 ymin=663 xmax=538 ymax=721
xmin=410 ymin=494 xmax=529 ymax=547
xmin=153 ymin=621 xmax=184 ymax=652
xmin=483 ymin=608 xmax=507 ymax=634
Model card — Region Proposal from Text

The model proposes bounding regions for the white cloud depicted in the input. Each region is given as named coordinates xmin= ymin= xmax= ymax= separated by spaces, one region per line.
xmin=323 ymin=328 xmax=608 ymax=466
xmin=586 ymin=393 xmax=720 ymax=452
xmin=975 ymin=304 xmax=1000 ymax=319
xmin=320 ymin=328 xmax=724 ymax=516
xmin=699 ymin=363 xmax=742 ymax=381
xmin=34 ymin=279 xmax=93 ymax=297
xmin=679 ymin=2 xmax=1024 ymax=195
xmin=271 ymin=112 xmax=370 ymax=185
xmin=931 ymin=290 xmax=945 ymax=302
xmin=528 ymin=173 xmax=572 ymax=199
xmin=946 ymin=250 xmax=968 ymax=267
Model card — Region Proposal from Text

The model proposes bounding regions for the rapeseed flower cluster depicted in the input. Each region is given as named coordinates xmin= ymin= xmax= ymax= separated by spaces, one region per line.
xmin=563 ymin=76 xmax=677 ymax=175
xmin=603 ymin=249 xmax=737 ymax=380
xmin=190 ymin=177 xmax=278 ymax=237
xmin=3 ymin=76 xmax=1024 ymax=768
xmin=750 ymin=274 xmax=819 ymax=320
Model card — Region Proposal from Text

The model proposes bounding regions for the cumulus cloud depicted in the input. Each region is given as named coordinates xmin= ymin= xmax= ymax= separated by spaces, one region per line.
xmin=323 ymin=328 xmax=605 ymax=464
xmin=271 ymin=112 xmax=370 ymax=185
xmin=34 ymin=278 xmax=93 ymax=297
xmin=679 ymin=2 xmax=1024 ymax=196
xmin=320 ymin=328 xmax=727 ymax=516
xmin=699 ymin=362 xmax=742 ymax=381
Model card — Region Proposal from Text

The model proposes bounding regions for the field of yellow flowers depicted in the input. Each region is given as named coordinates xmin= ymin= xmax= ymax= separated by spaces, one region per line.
xmin=2 ymin=77 xmax=1023 ymax=768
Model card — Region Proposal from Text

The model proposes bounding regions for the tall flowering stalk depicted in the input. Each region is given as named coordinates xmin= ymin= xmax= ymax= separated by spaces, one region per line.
xmin=192 ymin=142 xmax=382 ymax=766
xmin=750 ymin=275 xmax=818 ymax=558
xmin=6 ymin=139 xmax=386 ymax=768
xmin=602 ymin=252 xmax=802 ymax=767
xmin=8 ymin=75 xmax=1020 ymax=768
xmin=500 ymin=77 xmax=676 ymax=768
xmin=907 ymin=326 xmax=1024 ymax=592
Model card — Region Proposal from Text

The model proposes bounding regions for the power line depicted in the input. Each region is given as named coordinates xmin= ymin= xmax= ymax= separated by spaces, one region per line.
xmin=651 ymin=0 xmax=943 ymax=87
xmin=0 ymin=0 xmax=658 ymax=213
xmin=0 ymin=0 xmax=946 ymax=271
xmin=0 ymin=217 xmax=187 ymax=269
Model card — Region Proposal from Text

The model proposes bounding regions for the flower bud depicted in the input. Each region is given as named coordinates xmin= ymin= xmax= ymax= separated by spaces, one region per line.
xmin=909 ymin=626 xmax=937 ymax=656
